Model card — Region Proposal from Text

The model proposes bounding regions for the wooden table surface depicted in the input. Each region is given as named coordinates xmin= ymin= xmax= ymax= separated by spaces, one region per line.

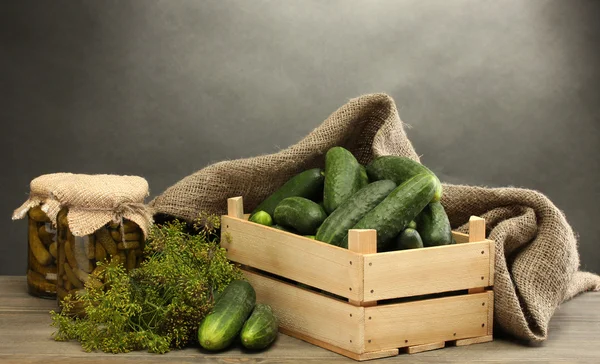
xmin=1 ymin=276 xmax=598 ymax=363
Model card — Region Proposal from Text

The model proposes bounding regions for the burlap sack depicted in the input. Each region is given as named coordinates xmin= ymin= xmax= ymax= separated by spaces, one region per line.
xmin=44 ymin=174 xmax=153 ymax=238
xmin=151 ymin=93 xmax=600 ymax=341
xmin=12 ymin=173 xmax=73 ymax=224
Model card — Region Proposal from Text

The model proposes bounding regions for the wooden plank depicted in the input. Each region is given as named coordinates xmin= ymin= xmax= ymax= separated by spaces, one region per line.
xmin=227 ymin=196 xmax=244 ymax=219
xmin=0 ymin=276 xmax=600 ymax=363
xmin=280 ymin=328 xmax=398 ymax=361
xmin=452 ymin=231 xmax=469 ymax=244
xmin=222 ymin=215 xmax=361 ymax=301
xmin=347 ymin=229 xmax=377 ymax=307
xmin=468 ymin=287 xmax=485 ymax=294
xmin=406 ymin=341 xmax=445 ymax=354
xmin=0 ymin=276 xmax=56 ymax=313
xmin=364 ymin=292 xmax=489 ymax=352
xmin=455 ymin=334 xmax=493 ymax=346
xmin=487 ymin=290 xmax=494 ymax=336
xmin=243 ymin=268 xmax=365 ymax=354
xmin=363 ymin=241 xmax=491 ymax=301
xmin=488 ymin=239 xmax=495 ymax=286
xmin=468 ymin=216 xmax=486 ymax=242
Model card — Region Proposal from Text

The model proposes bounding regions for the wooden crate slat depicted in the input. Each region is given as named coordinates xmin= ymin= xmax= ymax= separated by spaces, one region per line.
xmin=452 ymin=231 xmax=469 ymax=244
xmin=364 ymin=292 xmax=490 ymax=352
xmin=405 ymin=341 xmax=445 ymax=354
xmin=362 ymin=241 xmax=492 ymax=301
xmin=243 ymin=268 xmax=365 ymax=354
xmin=455 ymin=334 xmax=493 ymax=346
xmin=222 ymin=215 xmax=362 ymax=301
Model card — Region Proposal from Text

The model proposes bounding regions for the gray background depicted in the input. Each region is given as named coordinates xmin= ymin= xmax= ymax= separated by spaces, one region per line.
xmin=1 ymin=0 xmax=598 ymax=275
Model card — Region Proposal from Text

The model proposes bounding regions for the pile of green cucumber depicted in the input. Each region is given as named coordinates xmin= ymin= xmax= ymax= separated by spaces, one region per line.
xmin=249 ymin=147 xmax=455 ymax=251
xmin=198 ymin=280 xmax=278 ymax=351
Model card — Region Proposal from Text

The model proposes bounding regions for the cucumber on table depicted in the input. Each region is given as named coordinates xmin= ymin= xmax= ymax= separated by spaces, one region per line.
xmin=198 ymin=280 xmax=256 ymax=351
xmin=323 ymin=147 xmax=363 ymax=214
xmin=394 ymin=228 xmax=424 ymax=250
xmin=366 ymin=156 xmax=443 ymax=202
xmin=316 ymin=180 xmax=397 ymax=248
xmin=416 ymin=201 xmax=453 ymax=247
xmin=273 ymin=197 xmax=327 ymax=235
xmin=344 ymin=173 xmax=437 ymax=251
xmin=250 ymin=168 xmax=325 ymax=219
xmin=240 ymin=303 xmax=278 ymax=350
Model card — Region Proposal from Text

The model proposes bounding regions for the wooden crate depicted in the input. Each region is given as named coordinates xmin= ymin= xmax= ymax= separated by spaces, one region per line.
xmin=221 ymin=196 xmax=495 ymax=361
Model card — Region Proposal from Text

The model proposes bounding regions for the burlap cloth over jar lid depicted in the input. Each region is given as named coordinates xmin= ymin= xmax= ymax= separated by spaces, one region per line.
xmin=44 ymin=174 xmax=153 ymax=238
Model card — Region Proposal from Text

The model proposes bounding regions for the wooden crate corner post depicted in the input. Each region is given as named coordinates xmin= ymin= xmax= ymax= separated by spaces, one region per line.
xmin=468 ymin=216 xmax=486 ymax=243
xmin=227 ymin=196 xmax=244 ymax=219
xmin=467 ymin=216 xmax=487 ymax=294
xmin=347 ymin=229 xmax=377 ymax=307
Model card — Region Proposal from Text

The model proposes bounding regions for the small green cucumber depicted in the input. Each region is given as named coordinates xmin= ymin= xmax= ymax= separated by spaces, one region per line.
xmin=251 ymin=168 xmax=325 ymax=218
xmin=197 ymin=280 xmax=256 ymax=351
xmin=394 ymin=228 xmax=424 ymax=250
xmin=416 ymin=202 xmax=453 ymax=247
xmin=248 ymin=211 xmax=273 ymax=226
xmin=273 ymin=197 xmax=327 ymax=235
xmin=240 ymin=303 xmax=278 ymax=350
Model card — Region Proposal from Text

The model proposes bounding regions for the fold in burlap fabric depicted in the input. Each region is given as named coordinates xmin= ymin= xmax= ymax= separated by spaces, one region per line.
xmin=151 ymin=93 xmax=600 ymax=341
xmin=12 ymin=173 xmax=73 ymax=224
xmin=45 ymin=174 xmax=153 ymax=238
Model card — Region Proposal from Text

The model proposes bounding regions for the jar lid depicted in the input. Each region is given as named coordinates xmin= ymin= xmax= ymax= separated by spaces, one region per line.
xmin=47 ymin=174 xmax=153 ymax=238
xmin=12 ymin=173 xmax=73 ymax=223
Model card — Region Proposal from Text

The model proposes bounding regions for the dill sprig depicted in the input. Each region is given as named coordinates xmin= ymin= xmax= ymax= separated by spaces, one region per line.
xmin=50 ymin=214 xmax=242 ymax=353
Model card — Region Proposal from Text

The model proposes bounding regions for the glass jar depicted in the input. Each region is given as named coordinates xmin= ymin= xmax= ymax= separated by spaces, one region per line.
xmin=56 ymin=208 xmax=145 ymax=314
xmin=27 ymin=206 xmax=58 ymax=298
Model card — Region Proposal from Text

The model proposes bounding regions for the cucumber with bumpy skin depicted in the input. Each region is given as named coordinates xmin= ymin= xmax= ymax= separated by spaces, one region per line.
xmin=344 ymin=174 xmax=436 ymax=251
xmin=240 ymin=304 xmax=278 ymax=350
xmin=416 ymin=202 xmax=453 ymax=247
xmin=394 ymin=228 xmax=424 ymax=250
xmin=316 ymin=180 xmax=397 ymax=248
xmin=366 ymin=156 xmax=443 ymax=202
xmin=197 ymin=280 xmax=256 ymax=351
xmin=251 ymin=168 xmax=324 ymax=219
xmin=323 ymin=147 xmax=362 ymax=214
xmin=274 ymin=197 xmax=327 ymax=235
xmin=249 ymin=211 xmax=273 ymax=227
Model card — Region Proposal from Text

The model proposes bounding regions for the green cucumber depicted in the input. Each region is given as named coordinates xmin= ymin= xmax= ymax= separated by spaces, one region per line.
xmin=416 ymin=202 xmax=453 ymax=247
xmin=315 ymin=180 xmax=397 ymax=247
xmin=272 ymin=224 xmax=294 ymax=233
xmin=251 ymin=168 xmax=325 ymax=218
xmin=249 ymin=211 xmax=273 ymax=226
xmin=408 ymin=220 xmax=417 ymax=230
xmin=304 ymin=235 xmax=316 ymax=239
xmin=358 ymin=165 xmax=369 ymax=188
xmin=273 ymin=197 xmax=327 ymax=235
xmin=366 ymin=156 xmax=443 ymax=202
xmin=197 ymin=280 xmax=256 ymax=351
xmin=240 ymin=304 xmax=278 ymax=350
xmin=323 ymin=147 xmax=362 ymax=214
xmin=344 ymin=174 xmax=436 ymax=251
xmin=394 ymin=228 xmax=424 ymax=250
